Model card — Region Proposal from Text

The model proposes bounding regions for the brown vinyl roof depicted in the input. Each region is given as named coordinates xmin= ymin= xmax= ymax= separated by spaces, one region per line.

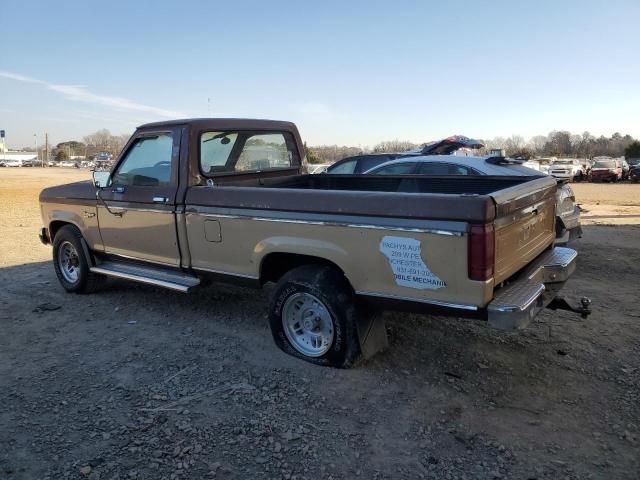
xmin=138 ymin=118 xmax=297 ymax=131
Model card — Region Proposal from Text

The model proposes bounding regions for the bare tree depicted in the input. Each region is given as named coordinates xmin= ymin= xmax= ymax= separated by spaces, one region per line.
xmin=372 ymin=140 xmax=418 ymax=153
xmin=528 ymin=135 xmax=548 ymax=155
xmin=503 ymin=135 xmax=525 ymax=154
xmin=83 ymin=129 xmax=133 ymax=158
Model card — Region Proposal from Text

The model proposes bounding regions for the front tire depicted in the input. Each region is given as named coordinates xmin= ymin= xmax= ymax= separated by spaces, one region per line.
xmin=269 ymin=265 xmax=361 ymax=368
xmin=52 ymin=225 xmax=103 ymax=293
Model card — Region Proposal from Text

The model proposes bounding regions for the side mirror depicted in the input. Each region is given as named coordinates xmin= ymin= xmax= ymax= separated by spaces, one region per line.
xmin=92 ymin=171 xmax=111 ymax=188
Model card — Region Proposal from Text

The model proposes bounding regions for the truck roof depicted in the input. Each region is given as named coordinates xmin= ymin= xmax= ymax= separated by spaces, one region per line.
xmin=138 ymin=118 xmax=297 ymax=131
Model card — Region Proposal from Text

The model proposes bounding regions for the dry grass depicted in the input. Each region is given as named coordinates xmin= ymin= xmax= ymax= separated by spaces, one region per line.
xmin=0 ymin=168 xmax=89 ymax=266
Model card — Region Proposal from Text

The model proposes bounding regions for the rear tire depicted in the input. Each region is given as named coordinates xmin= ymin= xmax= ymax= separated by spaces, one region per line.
xmin=52 ymin=225 xmax=103 ymax=293
xmin=268 ymin=265 xmax=361 ymax=368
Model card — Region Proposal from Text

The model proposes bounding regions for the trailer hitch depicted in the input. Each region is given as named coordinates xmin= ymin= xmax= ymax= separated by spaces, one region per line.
xmin=547 ymin=296 xmax=592 ymax=319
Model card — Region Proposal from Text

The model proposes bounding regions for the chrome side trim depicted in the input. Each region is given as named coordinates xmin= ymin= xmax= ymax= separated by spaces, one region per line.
xmin=355 ymin=290 xmax=478 ymax=311
xmin=102 ymin=252 xmax=180 ymax=268
xmin=192 ymin=265 xmax=259 ymax=280
xmin=187 ymin=212 xmax=464 ymax=236
xmin=90 ymin=267 xmax=191 ymax=293
xmin=99 ymin=206 xmax=175 ymax=214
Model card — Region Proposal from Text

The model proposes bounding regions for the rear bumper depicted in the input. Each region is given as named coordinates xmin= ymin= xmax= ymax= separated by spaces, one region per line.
xmin=487 ymin=247 xmax=577 ymax=331
xmin=39 ymin=227 xmax=50 ymax=245
xmin=590 ymin=173 xmax=617 ymax=181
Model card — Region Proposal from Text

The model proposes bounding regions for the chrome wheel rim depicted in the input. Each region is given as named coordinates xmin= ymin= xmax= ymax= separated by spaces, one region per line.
xmin=58 ymin=241 xmax=80 ymax=283
xmin=282 ymin=292 xmax=334 ymax=357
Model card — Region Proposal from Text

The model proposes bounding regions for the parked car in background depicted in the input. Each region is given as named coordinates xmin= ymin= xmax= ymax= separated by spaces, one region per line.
xmin=307 ymin=164 xmax=330 ymax=174
xmin=94 ymin=151 xmax=113 ymax=162
xmin=80 ymin=160 xmax=96 ymax=169
xmin=531 ymin=157 xmax=555 ymax=175
xmin=362 ymin=155 xmax=582 ymax=244
xmin=580 ymin=159 xmax=593 ymax=176
xmin=589 ymin=159 xmax=623 ymax=182
xmin=621 ymin=159 xmax=630 ymax=180
xmin=326 ymin=135 xmax=483 ymax=174
xmin=629 ymin=162 xmax=640 ymax=182
xmin=549 ymin=159 xmax=585 ymax=181
xmin=522 ymin=160 xmax=548 ymax=174
xmin=58 ymin=160 xmax=79 ymax=168
xmin=1 ymin=158 xmax=24 ymax=167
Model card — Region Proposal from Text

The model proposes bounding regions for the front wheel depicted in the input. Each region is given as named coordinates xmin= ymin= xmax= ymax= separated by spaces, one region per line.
xmin=52 ymin=225 xmax=103 ymax=293
xmin=269 ymin=265 xmax=361 ymax=368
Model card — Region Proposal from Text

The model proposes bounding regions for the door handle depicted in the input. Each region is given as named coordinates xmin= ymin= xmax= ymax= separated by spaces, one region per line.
xmin=112 ymin=186 xmax=125 ymax=193
xmin=153 ymin=196 xmax=169 ymax=203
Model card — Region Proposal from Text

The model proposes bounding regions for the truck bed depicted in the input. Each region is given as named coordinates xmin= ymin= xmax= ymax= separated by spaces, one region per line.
xmin=261 ymin=173 xmax=539 ymax=195
xmin=190 ymin=174 xmax=556 ymax=224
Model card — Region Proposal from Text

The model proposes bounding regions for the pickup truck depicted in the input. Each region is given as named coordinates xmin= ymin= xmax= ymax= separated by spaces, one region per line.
xmin=39 ymin=118 xmax=587 ymax=367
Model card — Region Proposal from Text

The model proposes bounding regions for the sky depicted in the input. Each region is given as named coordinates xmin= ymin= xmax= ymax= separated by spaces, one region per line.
xmin=1 ymin=0 xmax=638 ymax=149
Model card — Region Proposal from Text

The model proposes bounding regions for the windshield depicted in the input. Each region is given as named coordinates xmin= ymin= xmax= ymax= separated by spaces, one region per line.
xmin=629 ymin=158 xmax=640 ymax=166
xmin=552 ymin=160 xmax=573 ymax=165
xmin=593 ymin=160 xmax=615 ymax=169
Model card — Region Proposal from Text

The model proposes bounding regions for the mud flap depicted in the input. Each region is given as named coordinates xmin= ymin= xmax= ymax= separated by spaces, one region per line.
xmin=357 ymin=312 xmax=388 ymax=360
xmin=80 ymin=237 xmax=95 ymax=268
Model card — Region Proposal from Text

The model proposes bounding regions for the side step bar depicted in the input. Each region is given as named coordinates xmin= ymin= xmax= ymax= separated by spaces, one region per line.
xmin=90 ymin=261 xmax=200 ymax=293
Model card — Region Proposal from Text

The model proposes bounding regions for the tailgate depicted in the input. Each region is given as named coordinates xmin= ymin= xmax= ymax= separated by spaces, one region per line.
xmin=491 ymin=176 xmax=557 ymax=284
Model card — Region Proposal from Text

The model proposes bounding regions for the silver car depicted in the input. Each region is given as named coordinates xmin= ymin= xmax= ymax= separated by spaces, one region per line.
xmin=364 ymin=155 xmax=582 ymax=244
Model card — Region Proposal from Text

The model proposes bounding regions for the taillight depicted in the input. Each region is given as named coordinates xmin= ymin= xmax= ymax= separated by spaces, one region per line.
xmin=468 ymin=224 xmax=495 ymax=281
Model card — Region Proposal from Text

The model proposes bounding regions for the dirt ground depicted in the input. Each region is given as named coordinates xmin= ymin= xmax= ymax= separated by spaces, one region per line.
xmin=1 ymin=168 xmax=639 ymax=479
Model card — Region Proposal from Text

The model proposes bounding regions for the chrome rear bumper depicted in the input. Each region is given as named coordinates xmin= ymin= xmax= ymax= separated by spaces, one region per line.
xmin=487 ymin=247 xmax=577 ymax=330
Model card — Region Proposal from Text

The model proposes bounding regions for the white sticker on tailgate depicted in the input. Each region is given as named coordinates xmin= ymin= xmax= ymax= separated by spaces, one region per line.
xmin=379 ymin=236 xmax=445 ymax=290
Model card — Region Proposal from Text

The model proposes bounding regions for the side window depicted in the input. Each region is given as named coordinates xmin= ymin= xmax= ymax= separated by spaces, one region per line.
xmin=112 ymin=133 xmax=173 ymax=187
xmin=199 ymin=131 xmax=298 ymax=175
xmin=418 ymin=162 xmax=476 ymax=175
xmin=328 ymin=159 xmax=357 ymax=174
xmin=371 ymin=162 xmax=416 ymax=175
xmin=357 ymin=156 xmax=393 ymax=173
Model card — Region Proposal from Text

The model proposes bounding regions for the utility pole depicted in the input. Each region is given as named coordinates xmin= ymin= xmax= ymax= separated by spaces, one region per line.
xmin=34 ymin=134 xmax=39 ymax=166
xmin=0 ymin=129 xmax=5 ymax=162
xmin=44 ymin=133 xmax=49 ymax=167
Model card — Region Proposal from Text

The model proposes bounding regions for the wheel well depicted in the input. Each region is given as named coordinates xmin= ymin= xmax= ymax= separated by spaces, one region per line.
xmin=49 ymin=221 xmax=77 ymax=241
xmin=259 ymin=253 xmax=344 ymax=285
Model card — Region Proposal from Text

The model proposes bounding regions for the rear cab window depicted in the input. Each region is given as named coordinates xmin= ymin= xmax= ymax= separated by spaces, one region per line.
xmin=200 ymin=130 xmax=299 ymax=175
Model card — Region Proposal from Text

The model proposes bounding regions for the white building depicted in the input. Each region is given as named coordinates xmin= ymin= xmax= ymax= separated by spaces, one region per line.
xmin=1 ymin=151 xmax=38 ymax=161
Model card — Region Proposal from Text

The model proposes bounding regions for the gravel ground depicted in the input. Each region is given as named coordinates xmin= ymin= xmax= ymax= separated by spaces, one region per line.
xmin=1 ymin=169 xmax=639 ymax=479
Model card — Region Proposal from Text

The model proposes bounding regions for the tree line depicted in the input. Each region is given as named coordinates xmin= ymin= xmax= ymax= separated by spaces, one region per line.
xmin=306 ymin=131 xmax=640 ymax=164
xmin=35 ymin=128 xmax=640 ymax=164
xmin=31 ymin=129 xmax=131 ymax=161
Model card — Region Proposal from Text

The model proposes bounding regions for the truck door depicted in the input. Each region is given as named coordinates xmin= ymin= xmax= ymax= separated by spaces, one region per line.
xmin=97 ymin=128 xmax=181 ymax=266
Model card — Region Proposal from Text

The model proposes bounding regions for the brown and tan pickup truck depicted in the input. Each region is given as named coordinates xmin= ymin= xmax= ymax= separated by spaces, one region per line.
xmin=39 ymin=118 xmax=588 ymax=367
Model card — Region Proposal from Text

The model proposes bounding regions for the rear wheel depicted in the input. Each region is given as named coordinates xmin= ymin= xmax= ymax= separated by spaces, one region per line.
xmin=269 ymin=265 xmax=361 ymax=368
xmin=52 ymin=225 xmax=103 ymax=293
